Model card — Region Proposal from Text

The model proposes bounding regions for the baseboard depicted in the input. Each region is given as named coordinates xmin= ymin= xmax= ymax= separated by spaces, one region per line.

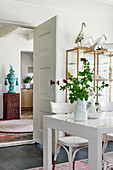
xmin=21 ymin=107 xmax=33 ymax=111
xmin=0 ymin=140 xmax=35 ymax=148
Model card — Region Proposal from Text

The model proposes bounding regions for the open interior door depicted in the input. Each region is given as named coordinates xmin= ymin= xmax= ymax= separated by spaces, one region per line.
xmin=33 ymin=16 xmax=57 ymax=145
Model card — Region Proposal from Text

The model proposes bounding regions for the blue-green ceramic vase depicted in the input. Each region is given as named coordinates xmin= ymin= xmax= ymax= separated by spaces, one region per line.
xmin=5 ymin=65 xmax=19 ymax=93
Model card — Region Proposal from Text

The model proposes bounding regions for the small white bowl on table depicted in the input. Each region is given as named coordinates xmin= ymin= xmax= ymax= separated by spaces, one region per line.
xmin=88 ymin=111 xmax=113 ymax=119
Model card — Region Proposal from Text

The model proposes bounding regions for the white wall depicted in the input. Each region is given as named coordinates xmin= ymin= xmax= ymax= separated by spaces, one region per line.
xmin=56 ymin=11 xmax=113 ymax=102
xmin=0 ymin=0 xmax=113 ymax=105
xmin=21 ymin=52 xmax=33 ymax=88
xmin=0 ymin=34 xmax=33 ymax=118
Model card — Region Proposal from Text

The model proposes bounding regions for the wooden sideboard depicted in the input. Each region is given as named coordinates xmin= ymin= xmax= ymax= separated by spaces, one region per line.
xmin=21 ymin=89 xmax=33 ymax=109
xmin=3 ymin=93 xmax=20 ymax=120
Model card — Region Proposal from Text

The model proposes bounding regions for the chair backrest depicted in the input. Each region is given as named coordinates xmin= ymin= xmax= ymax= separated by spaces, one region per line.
xmin=99 ymin=101 xmax=113 ymax=112
xmin=50 ymin=102 xmax=76 ymax=114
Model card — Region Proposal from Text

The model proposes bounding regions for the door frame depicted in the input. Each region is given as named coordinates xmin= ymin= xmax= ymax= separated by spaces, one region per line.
xmin=0 ymin=21 xmax=35 ymax=147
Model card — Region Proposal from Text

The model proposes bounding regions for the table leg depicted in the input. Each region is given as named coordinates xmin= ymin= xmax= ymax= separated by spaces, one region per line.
xmin=43 ymin=125 xmax=52 ymax=170
xmin=88 ymin=131 xmax=102 ymax=170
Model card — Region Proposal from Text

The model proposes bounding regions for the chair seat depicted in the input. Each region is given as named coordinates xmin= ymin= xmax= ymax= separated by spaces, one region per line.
xmin=58 ymin=136 xmax=88 ymax=147
xmin=107 ymin=133 xmax=113 ymax=140
xmin=103 ymin=152 xmax=113 ymax=164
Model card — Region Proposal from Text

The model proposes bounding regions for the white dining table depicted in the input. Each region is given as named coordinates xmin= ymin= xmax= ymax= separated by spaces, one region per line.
xmin=43 ymin=112 xmax=113 ymax=170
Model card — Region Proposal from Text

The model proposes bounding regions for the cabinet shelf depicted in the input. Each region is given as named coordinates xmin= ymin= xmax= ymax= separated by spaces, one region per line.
xmin=68 ymin=63 xmax=77 ymax=65
xmin=93 ymin=78 xmax=113 ymax=81
xmin=67 ymin=78 xmax=113 ymax=81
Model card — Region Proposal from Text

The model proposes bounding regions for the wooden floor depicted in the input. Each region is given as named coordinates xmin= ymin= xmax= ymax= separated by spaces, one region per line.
xmin=0 ymin=143 xmax=86 ymax=170
xmin=0 ymin=141 xmax=113 ymax=170
xmin=0 ymin=143 xmax=43 ymax=170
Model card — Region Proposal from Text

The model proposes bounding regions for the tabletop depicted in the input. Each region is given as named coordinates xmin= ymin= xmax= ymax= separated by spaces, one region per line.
xmin=43 ymin=111 xmax=113 ymax=170
xmin=44 ymin=112 xmax=113 ymax=129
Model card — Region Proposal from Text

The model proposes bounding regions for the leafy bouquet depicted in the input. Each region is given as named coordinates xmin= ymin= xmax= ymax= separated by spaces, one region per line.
xmin=60 ymin=62 xmax=108 ymax=103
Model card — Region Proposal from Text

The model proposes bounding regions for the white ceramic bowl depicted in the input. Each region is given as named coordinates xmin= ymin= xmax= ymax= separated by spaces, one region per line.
xmin=88 ymin=112 xmax=104 ymax=119
xmin=88 ymin=111 xmax=113 ymax=119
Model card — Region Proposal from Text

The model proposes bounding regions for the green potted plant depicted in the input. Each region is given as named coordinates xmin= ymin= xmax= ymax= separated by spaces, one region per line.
xmin=23 ymin=76 xmax=33 ymax=89
xmin=60 ymin=61 xmax=108 ymax=121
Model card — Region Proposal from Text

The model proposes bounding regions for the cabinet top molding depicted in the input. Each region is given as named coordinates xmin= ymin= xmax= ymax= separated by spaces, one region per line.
xmin=66 ymin=47 xmax=113 ymax=55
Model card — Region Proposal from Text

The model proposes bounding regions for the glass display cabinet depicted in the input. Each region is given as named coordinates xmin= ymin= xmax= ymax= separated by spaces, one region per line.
xmin=66 ymin=47 xmax=113 ymax=104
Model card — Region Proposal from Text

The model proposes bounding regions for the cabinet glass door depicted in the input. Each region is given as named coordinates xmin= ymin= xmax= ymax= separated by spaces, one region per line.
xmin=66 ymin=48 xmax=113 ymax=103
xmin=68 ymin=51 xmax=77 ymax=78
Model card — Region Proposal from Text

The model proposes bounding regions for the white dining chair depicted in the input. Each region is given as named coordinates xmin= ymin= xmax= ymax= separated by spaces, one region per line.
xmin=100 ymin=101 xmax=113 ymax=148
xmin=99 ymin=101 xmax=113 ymax=169
xmin=100 ymin=101 xmax=113 ymax=112
xmin=50 ymin=102 xmax=88 ymax=170
xmin=100 ymin=101 xmax=113 ymax=143
xmin=103 ymin=133 xmax=113 ymax=170
xmin=103 ymin=151 xmax=113 ymax=170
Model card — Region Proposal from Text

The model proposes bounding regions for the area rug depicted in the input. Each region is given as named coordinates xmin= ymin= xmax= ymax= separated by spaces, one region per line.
xmin=0 ymin=119 xmax=33 ymax=132
xmin=26 ymin=160 xmax=88 ymax=170
xmin=0 ymin=132 xmax=33 ymax=143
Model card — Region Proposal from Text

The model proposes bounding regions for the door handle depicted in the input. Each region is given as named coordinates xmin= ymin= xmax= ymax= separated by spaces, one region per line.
xmin=50 ymin=80 xmax=60 ymax=85
xmin=50 ymin=80 xmax=55 ymax=85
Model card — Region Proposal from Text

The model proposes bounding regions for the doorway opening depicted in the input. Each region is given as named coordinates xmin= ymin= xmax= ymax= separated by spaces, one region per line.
xmin=21 ymin=51 xmax=33 ymax=119
xmin=0 ymin=24 xmax=34 ymax=145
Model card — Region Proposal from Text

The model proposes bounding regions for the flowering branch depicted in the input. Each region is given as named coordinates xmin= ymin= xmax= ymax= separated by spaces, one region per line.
xmin=60 ymin=62 xmax=109 ymax=103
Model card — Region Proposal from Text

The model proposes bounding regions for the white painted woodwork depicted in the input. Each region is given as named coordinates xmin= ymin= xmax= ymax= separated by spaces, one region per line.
xmin=0 ymin=26 xmax=20 ymax=38
xmin=43 ymin=113 xmax=113 ymax=170
xmin=27 ymin=31 xmax=33 ymax=40
xmin=33 ymin=16 xmax=57 ymax=145
xmin=0 ymin=25 xmax=34 ymax=39
xmin=0 ymin=140 xmax=34 ymax=148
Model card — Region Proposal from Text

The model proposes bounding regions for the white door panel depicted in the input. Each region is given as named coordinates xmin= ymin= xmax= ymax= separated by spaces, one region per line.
xmin=39 ymin=68 xmax=50 ymax=97
xmin=33 ymin=16 xmax=57 ymax=145
xmin=38 ymin=98 xmax=51 ymax=113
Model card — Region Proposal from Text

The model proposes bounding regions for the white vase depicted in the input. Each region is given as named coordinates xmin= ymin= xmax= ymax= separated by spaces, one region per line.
xmin=74 ymin=98 xmax=87 ymax=121
xmin=24 ymin=83 xmax=30 ymax=89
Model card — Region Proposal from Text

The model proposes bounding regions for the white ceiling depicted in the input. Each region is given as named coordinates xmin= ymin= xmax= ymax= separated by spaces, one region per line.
xmin=91 ymin=0 xmax=113 ymax=5
xmin=0 ymin=0 xmax=113 ymax=39
xmin=0 ymin=0 xmax=113 ymax=27
xmin=13 ymin=0 xmax=113 ymax=7
xmin=0 ymin=25 xmax=33 ymax=39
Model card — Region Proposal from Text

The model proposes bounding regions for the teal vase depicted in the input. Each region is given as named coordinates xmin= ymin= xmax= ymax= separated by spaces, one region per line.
xmin=4 ymin=65 xmax=19 ymax=93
